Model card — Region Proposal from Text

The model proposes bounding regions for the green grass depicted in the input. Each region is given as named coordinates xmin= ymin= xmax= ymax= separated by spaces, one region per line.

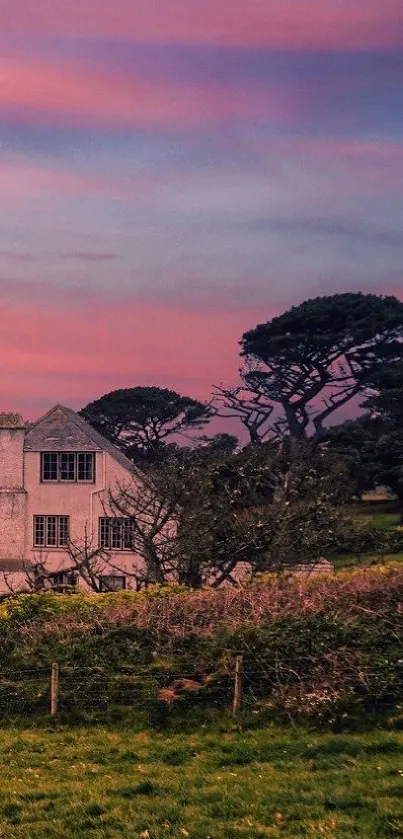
xmin=331 ymin=552 xmax=403 ymax=569
xmin=0 ymin=724 xmax=402 ymax=837
xmin=330 ymin=498 xmax=403 ymax=568
xmin=346 ymin=499 xmax=402 ymax=531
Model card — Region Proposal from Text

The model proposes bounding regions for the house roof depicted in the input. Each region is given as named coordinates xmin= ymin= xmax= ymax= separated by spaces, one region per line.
xmin=24 ymin=405 xmax=135 ymax=473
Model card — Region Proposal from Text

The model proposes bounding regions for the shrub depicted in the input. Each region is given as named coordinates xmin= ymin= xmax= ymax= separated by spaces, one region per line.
xmin=336 ymin=527 xmax=403 ymax=555
xmin=0 ymin=567 xmax=402 ymax=724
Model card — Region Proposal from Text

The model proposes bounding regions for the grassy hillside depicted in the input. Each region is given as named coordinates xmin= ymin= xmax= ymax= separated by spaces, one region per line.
xmin=0 ymin=724 xmax=402 ymax=838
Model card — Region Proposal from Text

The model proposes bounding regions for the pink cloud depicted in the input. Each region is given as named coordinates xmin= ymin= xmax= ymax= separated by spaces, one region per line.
xmin=0 ymin=159 xmax=173 ymax=213
xmin=1 ymin=0 xmax=403 ymax=49
xmin=2 ymin=287 xmax=402 ymax=421
xmin=0 ymin=286 xmax=401 ymax=419
xmin=0 ymin=296 xmax=268 ymax=416
xmin=0 ymin=53 xmax=291 ymax=131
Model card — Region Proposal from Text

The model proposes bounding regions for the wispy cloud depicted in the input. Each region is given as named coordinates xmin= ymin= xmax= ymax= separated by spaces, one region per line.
xmin=0 ymin=251 xmax=37 ymax=262
xmin=242 ymin=217 xmax=403 ymax=249
xmin=0 ymin=295 xmax=264 ymax=415
xmin=58 ymin=252 xmax=120 ymax=262
xmin=1 ymin=43 xmax=402 ymax=152
xmin=0 ymin=52 xmax=293 ymax=133
xmin=2 ymin=0 xmax=403 ymax=49
xmin=0 ymin=2 xmax=402 ymax=415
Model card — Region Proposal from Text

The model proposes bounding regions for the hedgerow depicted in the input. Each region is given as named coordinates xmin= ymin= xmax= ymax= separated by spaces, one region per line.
xmin=0 ymin=566 xmax=402 ymax=725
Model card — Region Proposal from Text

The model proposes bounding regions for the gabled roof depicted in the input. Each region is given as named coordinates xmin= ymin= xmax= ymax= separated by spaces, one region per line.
xmin=24 ymin=405 xmax=135 ymax=473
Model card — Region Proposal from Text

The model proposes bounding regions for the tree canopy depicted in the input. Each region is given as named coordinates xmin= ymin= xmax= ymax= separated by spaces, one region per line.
xmin=80 ymin=386 xmax=214 ymax=463
xmin=361 ymin=363 xmax=403 ymax=424
xmin=328 ymin=362 xmax=403 ymax=508
xmin=76 ymin=292 xmax=403 ymax=587
xmin=113 ymin=441 xmax=348 ymax=587
xmin=216 ymin=293 xmax=403 ymax=444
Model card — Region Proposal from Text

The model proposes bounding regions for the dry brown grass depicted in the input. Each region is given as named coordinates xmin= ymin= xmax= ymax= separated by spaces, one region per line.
xmin=24 ymin=564 xmax=403 ymax=643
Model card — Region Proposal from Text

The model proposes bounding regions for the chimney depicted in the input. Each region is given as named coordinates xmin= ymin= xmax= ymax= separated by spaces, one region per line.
xmin=0 ymin=413 xmax=27 ymax=564
xmin=0 ymin=413 xmax=26 ymax=489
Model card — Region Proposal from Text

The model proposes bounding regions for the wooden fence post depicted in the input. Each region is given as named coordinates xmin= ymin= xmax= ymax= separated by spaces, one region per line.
xmin=232 ymin=655 xmax=243 ymax=716
xmin=50 ymin=662 xmax=59 ymax=716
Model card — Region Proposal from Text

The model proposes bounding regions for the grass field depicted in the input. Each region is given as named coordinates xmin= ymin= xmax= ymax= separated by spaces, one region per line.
xmin=347 ymin=499 xmax=402 ymax=531
xmin=331 ymin=551 xmax=403 ymax=569
xmin=330 ymin=497 xmax=403 ymax=568
xmin=0 ymin=724 xmax=402 ymax=838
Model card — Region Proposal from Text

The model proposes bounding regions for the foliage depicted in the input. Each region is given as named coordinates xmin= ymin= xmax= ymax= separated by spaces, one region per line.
xmin=80 ymin=386 xmax=213 ymax=463
xmin=106 ymin=442 xmax=350 ymax=588
xmin=216 ymin=293 xmax=403 ymax=443
xmin=15 ymin=564 xmax=402 ymax=644
xmin=195 ymin=432 xmax=239 ymax=457
xmin=335 ymin=525 xmax=403 ymax=555
xmin=361 ymin=362 xmax=403 ymax=423
xmin=174 ymin=442 xmax=351 ymax=583
xmin=318 ymin=357 xmax=403 ymax=508
xmin=327 ymin=414 xmax=403 ymax=506
xmin=0 ymin=566 xmax=402 ymax=724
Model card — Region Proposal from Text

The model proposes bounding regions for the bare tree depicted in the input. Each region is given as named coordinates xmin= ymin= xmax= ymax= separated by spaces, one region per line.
xmin=108 ymin=467 xmax=182 ymax=586
xmin=213 ymin=383 xmax=279 ymax=445
xmin=0 ymin=527 xmax=137 ymax=597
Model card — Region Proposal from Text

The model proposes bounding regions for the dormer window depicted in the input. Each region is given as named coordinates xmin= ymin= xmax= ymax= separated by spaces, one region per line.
xmin=41 ymin=452 xmax=95 ymax=483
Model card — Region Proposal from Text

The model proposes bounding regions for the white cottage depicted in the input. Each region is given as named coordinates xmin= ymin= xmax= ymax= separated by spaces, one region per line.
xmin=0 ymin=405 xmax=142 ymax=592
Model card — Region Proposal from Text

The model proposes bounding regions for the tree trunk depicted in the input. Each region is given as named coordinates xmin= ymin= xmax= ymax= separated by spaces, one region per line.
xmin=283 ymin=402 xmax=302 ymax=440
xmin=143 ymin=541 xmax=166 ymax=584
xmin=383 ymin=477 xmax=403 ymax=523
xmin=178 ymin=564 xmax=203 ymax=588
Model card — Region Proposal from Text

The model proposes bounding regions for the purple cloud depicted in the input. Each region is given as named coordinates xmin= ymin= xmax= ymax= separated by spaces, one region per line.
xmin=57 ymin=251 xmax=121 ymax=262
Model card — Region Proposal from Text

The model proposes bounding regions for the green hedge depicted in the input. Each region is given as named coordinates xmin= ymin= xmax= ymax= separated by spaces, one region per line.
xmin=0 ymin=576 xmax=401 ymax=727
xmin=336 ymin=527 xmax=403 ymax=555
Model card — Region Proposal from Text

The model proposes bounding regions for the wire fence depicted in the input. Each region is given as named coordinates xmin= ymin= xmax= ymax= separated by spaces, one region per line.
xmin=0 ymin=646 xmax=401 ymax=722
xmin=0 ymin=664 xmax=230 ymax=718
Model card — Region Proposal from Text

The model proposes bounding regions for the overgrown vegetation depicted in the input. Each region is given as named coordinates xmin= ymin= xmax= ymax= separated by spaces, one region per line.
xmin=1 ymin=564 xmax=403 ymax=726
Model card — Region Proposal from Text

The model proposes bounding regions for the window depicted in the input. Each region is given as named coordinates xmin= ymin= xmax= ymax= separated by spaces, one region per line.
xmin=99 ymin=575 xmax=126 ymax=592
xmin=33 ymin=515 xmax=70 ymax=548
xmin=60 ymin=453 xmax=75 ymax=481
xmin=33 ymin=571 xmax=78 ymax=593
xmin=42 ymin=453 xmax=58 ymax=481
xmin=49 ymin=572 xmax=78 ymax=593
xmin=77 ymin=453 xmax=94 ymax=482
xmin=99 ymin=517 xmax=135 ymax=551
xmin=41 ymin=452 xmax=95 ymax=483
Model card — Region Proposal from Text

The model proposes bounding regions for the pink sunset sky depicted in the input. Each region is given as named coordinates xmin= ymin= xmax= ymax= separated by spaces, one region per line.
xmin=1 ymin=0 xmax=403 ymax=421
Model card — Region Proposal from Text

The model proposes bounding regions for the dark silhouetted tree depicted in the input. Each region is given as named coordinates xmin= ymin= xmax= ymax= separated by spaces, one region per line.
xmin=216 ymin=293 xmax=403 ymax=445
xmin=328 ymin=362 xmax=403 ymax=513
xmin=174 ymin=442 xmax=350 ymax=584
xmin=361 ymin=363 xmax=403 ymax=424
xmin=80 ymin=386 xmax=214 ymax=463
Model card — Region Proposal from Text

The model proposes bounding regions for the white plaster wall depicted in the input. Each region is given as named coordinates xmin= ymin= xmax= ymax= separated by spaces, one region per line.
xmin=0 ymin=429 xmax=25 ymax=489
xmin=23 ymin=450 xmax=144 ymax=585
xmin=0 ymin=428 xmax=27 ymax=561
xmin=0 ymin=491 xmax=27 ymax=560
